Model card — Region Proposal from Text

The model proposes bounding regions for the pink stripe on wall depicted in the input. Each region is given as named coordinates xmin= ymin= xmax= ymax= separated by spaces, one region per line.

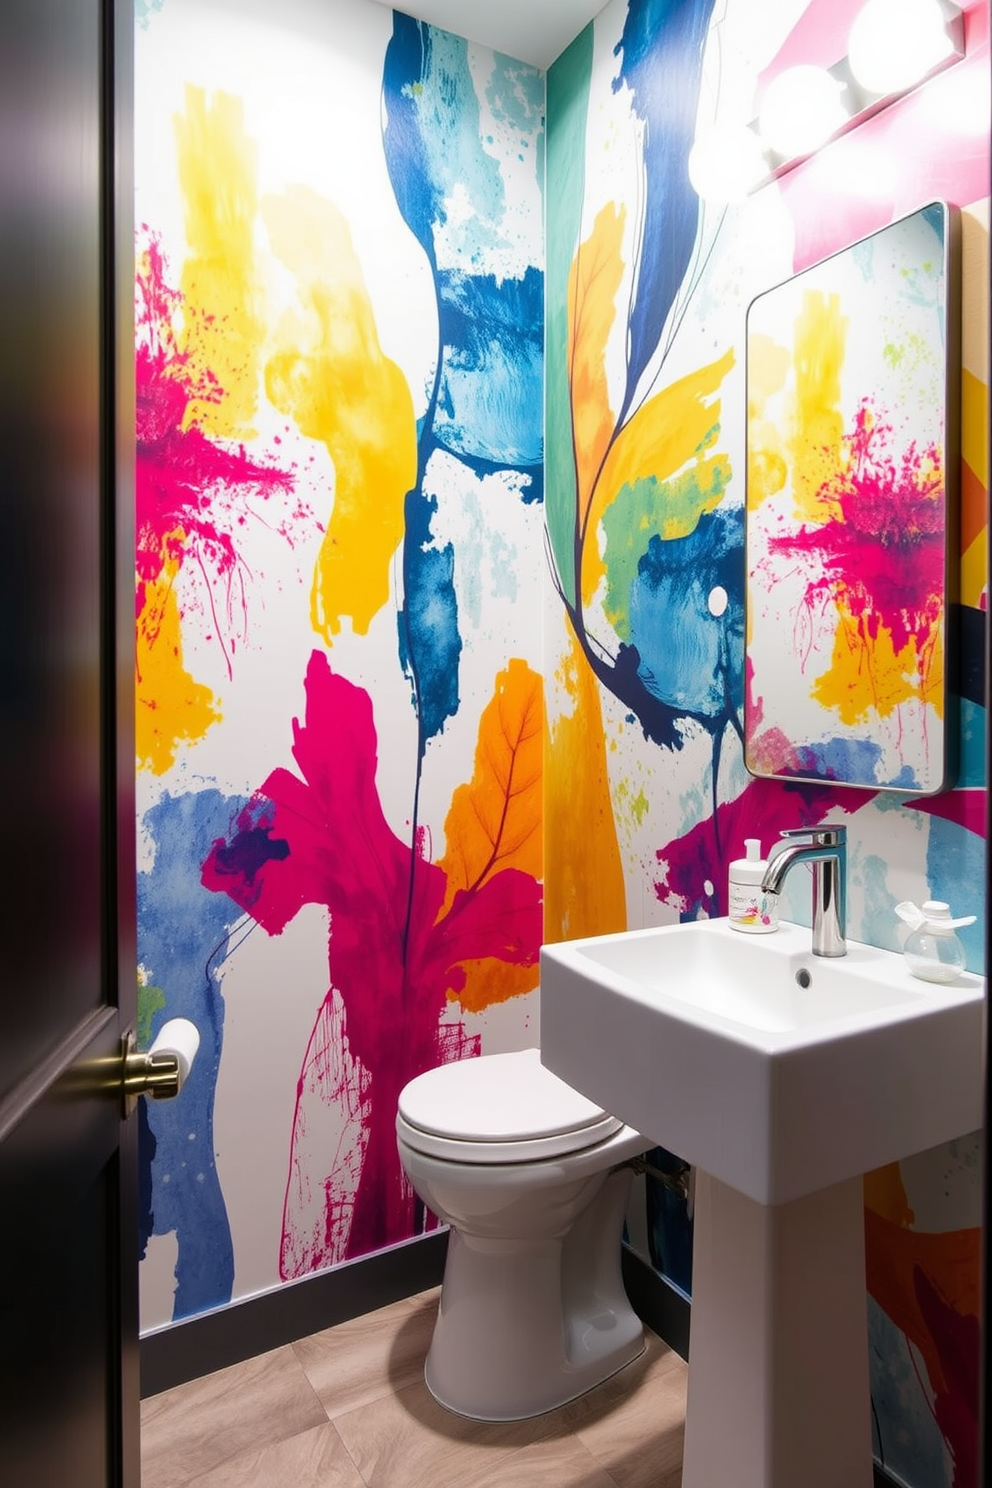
xmin=755 ymin=0 xmax=864 ymax=102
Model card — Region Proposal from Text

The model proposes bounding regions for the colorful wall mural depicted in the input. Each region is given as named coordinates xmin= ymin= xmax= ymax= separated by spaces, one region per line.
xmin=136 ymin=0 xmax=988 ymax=1484
xmin=545 ymin=2 xmax=987 ymax=1486
xmin=135 ymin=0 xmax=545 ymax=1321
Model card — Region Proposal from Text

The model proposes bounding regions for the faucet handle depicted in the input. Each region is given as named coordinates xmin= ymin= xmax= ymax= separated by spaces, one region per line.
xmin=779 ymin=824 xmax=846 ymax=846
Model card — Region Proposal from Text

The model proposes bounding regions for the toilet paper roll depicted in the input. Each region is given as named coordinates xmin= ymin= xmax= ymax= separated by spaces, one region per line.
xmin=149 ymin=1018 xmax=201 ymax=1089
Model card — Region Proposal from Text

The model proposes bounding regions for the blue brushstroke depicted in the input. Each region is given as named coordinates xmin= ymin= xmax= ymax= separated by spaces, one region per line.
xmin=399 ymin=475 xmax=462 ymax=751
xmin=383 ymin=16 xmax=545 ymax=759
xmin=433 ymin=266 xmax=543 ymax=469
xmin=868 ymin=1297 xmax=948 ymax=1488
xmin=138 ymin=788 xmax=246 ymax=1319
xmin=382 ymin=17 xmax=544 ymax=486
xmin=628 ymin=506 xmax=744 ymax=724
xmin=384 ymin=22 xmax=506 ymax=265
xmin=382 ymin=18 xmax=439 ymax=270
xmin=958 ymin=697 xmax=985 ymax=789
xmin=488 ymin=52 xmax=546 ymax=190
xmin=613 ymin=0 xmax=716 ymax=420
xmin=777 ymin=736 xmax=890 ymax=785
xmin=926 ymin=811 xmax=986 ymax=973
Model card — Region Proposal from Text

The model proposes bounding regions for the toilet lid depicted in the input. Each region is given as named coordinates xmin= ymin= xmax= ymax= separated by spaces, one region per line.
xmin=396 ymin=1048 xmax=623 ymax=1163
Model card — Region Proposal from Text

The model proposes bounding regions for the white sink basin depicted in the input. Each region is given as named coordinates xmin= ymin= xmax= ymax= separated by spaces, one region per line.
xmin=540 ymin=918 xmax=983 ymax=1206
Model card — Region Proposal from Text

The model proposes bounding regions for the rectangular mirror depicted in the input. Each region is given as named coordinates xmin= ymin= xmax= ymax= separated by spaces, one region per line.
xmin=744 ymin=201 xmax=959 ymax=795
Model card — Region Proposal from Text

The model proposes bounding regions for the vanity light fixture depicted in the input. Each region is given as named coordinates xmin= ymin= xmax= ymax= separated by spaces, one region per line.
xmin=848 ymin=0 xmax=960 ymax=95
xmin=691 ymin=0 xmax=964 ymax=203
xmin=687 ymin=122 xmax=768 ymax=203
xmin=758 ymin=63 xmax=850 ymax=158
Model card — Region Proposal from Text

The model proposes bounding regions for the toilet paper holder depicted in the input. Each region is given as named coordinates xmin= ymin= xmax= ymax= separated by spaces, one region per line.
xmin=72 ymin=1018 xmax=201 ymax=1116
xmin=120 ymin=1019 xmax=200 ymax=1115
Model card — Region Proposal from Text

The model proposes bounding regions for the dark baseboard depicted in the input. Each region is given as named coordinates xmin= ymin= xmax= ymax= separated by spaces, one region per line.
xmin=141 ymin=1231 xmax=692 ymax=1399
xmin=140 ymin=1230 xmax=449 ymax=1398
xmin=621 ymin=1243 xmax=690 ymax=1361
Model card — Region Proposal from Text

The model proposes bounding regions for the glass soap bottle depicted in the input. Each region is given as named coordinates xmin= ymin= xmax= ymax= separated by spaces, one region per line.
xmin=894 ymin=900 xmax=975 ymax=984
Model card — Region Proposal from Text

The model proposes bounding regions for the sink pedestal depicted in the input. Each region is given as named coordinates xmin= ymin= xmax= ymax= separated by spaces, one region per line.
xmin=683 ymin=1171 xmax=873 ymax=1488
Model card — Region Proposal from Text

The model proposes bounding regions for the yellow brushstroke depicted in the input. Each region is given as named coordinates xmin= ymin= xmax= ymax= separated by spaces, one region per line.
xmin=568 ymin=204 xmax=624 ymax=524
xmin=174 ymin=86 xmax=264 ymax=438
xmin=812 ymin=603 xmax=943 ymax=724
xmin=544 ymin=625 xmax=626 ymax=941
xmin=263 ymin=187 xmax=416 ymax=641
xmin=582 ymin=349 xmax=735 ymax=603
xmin=136 ymin=542 xmax=221 ymax=774
xmin=961 ymin=366 xmax=988 ymax=492
xmin=789 ymin=290 xmax=848 ymax=523
xmin=746 ymin=332 xmax=791 ymax=509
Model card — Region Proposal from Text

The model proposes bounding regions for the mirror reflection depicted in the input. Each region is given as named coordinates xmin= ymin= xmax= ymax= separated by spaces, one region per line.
xmin=745 ymin=201 xmax=959 ymax=794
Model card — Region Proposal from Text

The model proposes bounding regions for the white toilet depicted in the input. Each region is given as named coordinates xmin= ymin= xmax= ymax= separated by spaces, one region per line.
xmin=395 ymin=1047 xmax=648 ymax=1421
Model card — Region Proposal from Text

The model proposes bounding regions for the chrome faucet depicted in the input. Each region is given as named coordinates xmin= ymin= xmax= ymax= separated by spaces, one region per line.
xmin=760 ymin=825 xmax=847 ymax=957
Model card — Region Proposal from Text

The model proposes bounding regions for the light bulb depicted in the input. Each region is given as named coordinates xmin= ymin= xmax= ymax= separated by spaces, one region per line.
xmin=688 ymin=124 xmax=768 ymax=203
xmin=848 ymin=0 xmax=955 ymax=95
xmin=758 ymin=66 xmax=849 ymax=159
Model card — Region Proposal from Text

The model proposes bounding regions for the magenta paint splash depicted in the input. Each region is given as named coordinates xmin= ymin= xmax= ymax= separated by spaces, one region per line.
xmin=770 ymin=399 xmax=945 ymax=660
xmin=655 ymin=776 xmax=866 ymax=918
xmin=202 ymin=651 xmax=543 ymax=1270
xmin=906 ymin=789 xmax=987 ymax=840
xmin=135 ymin=227 xmax=306 ymax=674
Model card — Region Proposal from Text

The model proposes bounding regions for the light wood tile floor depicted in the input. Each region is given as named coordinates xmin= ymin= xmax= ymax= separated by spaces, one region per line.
xmin=141 ymin=1289 xmax=687 ymax=1488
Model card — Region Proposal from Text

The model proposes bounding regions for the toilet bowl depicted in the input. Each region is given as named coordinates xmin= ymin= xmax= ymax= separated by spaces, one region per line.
xmin=396 ymin=1047 xmax=648 ymax=1421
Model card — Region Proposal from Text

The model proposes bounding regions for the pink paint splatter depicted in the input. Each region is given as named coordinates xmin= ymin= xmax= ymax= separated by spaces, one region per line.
xmin=770 ymin=399 xmax=945 ymax=660
xmin=135 ymin=227 xmax=310 ymax=677
xmin=202 ymin=651 xmax=543 ymax=1270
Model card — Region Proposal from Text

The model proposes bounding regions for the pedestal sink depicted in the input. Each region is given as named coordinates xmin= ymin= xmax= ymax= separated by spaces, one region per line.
xmin=539 ymin=918 xmax=983 ymax=1488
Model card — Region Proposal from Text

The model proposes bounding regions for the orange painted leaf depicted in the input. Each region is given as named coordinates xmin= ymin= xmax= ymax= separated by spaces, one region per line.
xmin=436 ymin=659 xmax=543 ymax=919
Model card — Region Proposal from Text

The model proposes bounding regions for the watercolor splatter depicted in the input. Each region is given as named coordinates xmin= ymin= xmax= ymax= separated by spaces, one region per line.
xmin=262 ymin=187 xmax=417 ymax=644
xmin=135 ymin=227 xmax=302 ymax=773
xmin=745 ymin=205 xmax=950 ymax=792
xmin=202 ymin=652 xmax=544 ymax=1268
xmin=138 ymin=788 xmax=248 ymax=1317
xmin=865 ymin=1161 xmax=980 ymax=1488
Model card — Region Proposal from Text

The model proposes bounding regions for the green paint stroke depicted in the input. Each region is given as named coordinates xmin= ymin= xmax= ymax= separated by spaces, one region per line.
xmin=601 ymin=454 xmax=730 ymax=637
xmin=138 ymin=981 xmax=168 ymax=1049
xmin=615 ymin=777 xmax=651 ymax=832
xmin=545 ymin=23 xmax=593 ymax=606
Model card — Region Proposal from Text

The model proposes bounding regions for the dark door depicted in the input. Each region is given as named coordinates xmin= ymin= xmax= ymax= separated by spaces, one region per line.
xmin=0 ymin=1 xmax=137 ymax=1485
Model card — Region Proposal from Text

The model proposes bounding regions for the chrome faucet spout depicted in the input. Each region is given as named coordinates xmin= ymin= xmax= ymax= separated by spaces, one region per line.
xmin=760 ymin=825 xmax=847 ymax=957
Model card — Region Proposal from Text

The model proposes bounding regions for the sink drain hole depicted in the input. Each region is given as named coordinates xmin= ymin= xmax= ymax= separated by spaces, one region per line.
xmin=795 ymin=967 xmax=812 ymax=989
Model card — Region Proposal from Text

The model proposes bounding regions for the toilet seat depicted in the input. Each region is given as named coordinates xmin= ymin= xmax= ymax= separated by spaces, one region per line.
xmin=396 ymin=1048 xmax=623 ymax=1163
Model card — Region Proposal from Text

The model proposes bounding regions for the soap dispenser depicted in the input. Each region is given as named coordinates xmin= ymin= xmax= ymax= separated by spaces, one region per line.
xmin=728 ymin=838 xmax=778 ymax=934
xmin=894 ymin=900 xmax=975 ymax=984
